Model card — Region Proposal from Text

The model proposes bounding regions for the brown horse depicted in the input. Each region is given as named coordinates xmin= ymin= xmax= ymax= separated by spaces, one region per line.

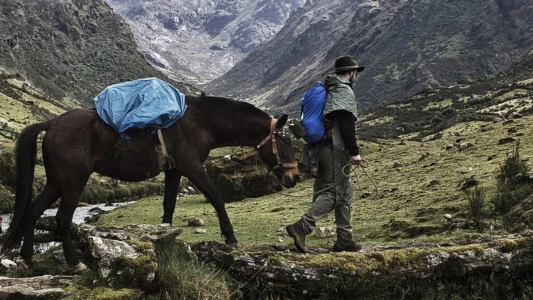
xmin=0 ymin=95 xmax=299 ymax=273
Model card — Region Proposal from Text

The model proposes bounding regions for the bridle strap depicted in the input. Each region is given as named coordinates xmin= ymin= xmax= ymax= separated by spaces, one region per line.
xmin=256 ymin=130 xmax=298 ymax=170
xmin=271 ymin=133 xmax=280 ymax=165
xmin=275 ymin=163 xmax=299 ymax=169
xmin=256 ymin=131 xmax=273 ymax=149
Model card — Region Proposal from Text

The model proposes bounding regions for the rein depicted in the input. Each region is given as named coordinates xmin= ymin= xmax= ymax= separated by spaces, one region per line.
xmin=344 ymin=160 xmax=379 ymax=199
xmin=267 ymin=159 xmax=379 ymax=200
xmin=256 ymin=130 xmax=298 ymax=170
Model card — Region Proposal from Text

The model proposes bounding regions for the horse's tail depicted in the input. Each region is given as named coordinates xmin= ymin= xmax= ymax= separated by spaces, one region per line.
xmin=0 ymin=121 xmax=50 ymax=255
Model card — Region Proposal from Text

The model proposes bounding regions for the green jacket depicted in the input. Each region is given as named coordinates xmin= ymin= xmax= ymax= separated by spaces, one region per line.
xmin=324 ymin=74 xmax=358 ymax=119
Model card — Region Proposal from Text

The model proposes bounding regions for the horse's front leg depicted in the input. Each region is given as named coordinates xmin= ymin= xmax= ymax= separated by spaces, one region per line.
xmin=183 ymin=162 xmax=238 ymax=246
xmin=162 ymin=169 xmax=181 ymax=224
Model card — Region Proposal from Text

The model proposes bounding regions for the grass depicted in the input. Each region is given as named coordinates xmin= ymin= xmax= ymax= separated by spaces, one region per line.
xmin=151 ymin=242 xmax=231 ymax=300
xmin=0 ymin=93 xmax=40 ymax=130
xmin=96 ymin=114 xmax=533 ymax=249
xmin=0 ymin=77 xmax=65 ymax=137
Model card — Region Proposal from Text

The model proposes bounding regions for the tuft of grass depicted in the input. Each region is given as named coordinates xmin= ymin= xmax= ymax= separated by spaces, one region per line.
xmin=152 ymin=241 xmax=231 ymax=300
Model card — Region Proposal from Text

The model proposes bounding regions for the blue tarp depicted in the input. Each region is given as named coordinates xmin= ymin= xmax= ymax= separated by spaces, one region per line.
xmin=92 ymin=78 xmax=187 ymax=138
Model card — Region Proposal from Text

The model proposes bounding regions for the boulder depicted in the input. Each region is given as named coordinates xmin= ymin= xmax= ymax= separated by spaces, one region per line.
xmin=187 ymin=217 xmax=205 ymax=226
xmin=315 ymin=226 xmax=335 ymax=238
xmin=89 ymin=236 xmax=140 ymax=280
xmin=75 ymin=223 xmax=182 ymax=288
xmin=0 ymin=275 xmax=72 ymax=299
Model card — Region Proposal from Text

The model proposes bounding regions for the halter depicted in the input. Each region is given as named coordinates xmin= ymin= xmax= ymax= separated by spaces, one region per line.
xmin=256 ymin=128 xmax=298 ymax=170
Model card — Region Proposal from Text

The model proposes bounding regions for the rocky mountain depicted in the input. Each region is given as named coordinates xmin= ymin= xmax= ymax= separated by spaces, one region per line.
xmin=0 ymin=0 xmax=195 ymax=108
xmin=207 ymin=0 xmax=533 ymax=115
xmin=104 ymin=0 xmax=306 ymax=84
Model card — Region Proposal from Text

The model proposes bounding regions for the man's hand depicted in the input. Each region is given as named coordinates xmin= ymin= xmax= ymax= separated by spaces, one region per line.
xmin=351 ymin=154 xmax=362 ymax=165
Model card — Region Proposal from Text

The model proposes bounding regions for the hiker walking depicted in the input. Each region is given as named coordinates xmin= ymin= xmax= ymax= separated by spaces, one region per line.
xmin=287 ymin=55 xmax=364 ymax=253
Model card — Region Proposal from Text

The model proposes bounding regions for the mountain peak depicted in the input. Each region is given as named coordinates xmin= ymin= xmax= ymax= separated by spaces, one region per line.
xmin=105 ymin=0 xmax=306 ymax=84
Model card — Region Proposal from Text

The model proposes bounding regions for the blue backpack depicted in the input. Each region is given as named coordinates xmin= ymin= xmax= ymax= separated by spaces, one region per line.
xmin=300 ymin=82 xmax=327 ymax=144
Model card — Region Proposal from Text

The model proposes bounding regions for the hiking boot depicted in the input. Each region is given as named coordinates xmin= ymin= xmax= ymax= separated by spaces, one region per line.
xmin=286 ymin=222 xmax=308 ymax=253
xmin=333 ymin=239 xmax=362 ymax=252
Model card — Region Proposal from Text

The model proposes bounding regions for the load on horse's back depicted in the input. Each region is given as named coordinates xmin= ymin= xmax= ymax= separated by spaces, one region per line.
xmin=92 ymin=78 xmax=187 ymax=170
xmin=0 ymin=78 xmax=299 ymax=273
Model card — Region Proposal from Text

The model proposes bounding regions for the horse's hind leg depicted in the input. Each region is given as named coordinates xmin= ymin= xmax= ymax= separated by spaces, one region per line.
xmin=162 ymin=169 xmax=181 ymax=224
xmin=56 ymin=187 xmax=87 ymax=272
xmin=19 ymin=184 xmax=60 ymax=268
xmin=183 ymin=162 xmax=238 ymax=246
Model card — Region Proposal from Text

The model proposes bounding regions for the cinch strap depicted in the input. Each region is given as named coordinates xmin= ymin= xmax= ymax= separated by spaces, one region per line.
xmin=157 ymin=128 xmax=176 ymax=170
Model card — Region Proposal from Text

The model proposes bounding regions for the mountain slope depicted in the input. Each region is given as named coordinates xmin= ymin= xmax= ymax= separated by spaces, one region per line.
xmin=0 ymin=0 xmax=195 ymax=108
xmin=358 ymin=49 xmax=533 ymax=140
xmin=105 ymin=0 xmax=305 ymax=83
xmin=207 ymin=0 xmax=533 ymax=115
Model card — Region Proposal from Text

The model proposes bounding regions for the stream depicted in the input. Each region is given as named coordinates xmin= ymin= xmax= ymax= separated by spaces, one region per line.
xmin=1 ymin=202 xmax=134 ymax=232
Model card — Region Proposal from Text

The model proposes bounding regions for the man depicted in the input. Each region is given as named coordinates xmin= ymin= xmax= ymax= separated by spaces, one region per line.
xmin=286 ymin=55 xmax=364 ymax=253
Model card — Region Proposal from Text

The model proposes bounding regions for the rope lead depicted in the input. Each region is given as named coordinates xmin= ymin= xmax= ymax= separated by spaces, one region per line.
xmin=268 ymin=159 xmax=378 ymax=199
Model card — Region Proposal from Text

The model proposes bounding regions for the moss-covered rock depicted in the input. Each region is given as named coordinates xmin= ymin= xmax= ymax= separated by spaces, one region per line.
xmin=192 ymin=238 xmax=533 ymax=299
xmin=79 ymin=181 xmax=163 ymax=205
xmin=78 ymin=287 xmax=144 ymax=300
xmin=112 ymin=254 xmax=158 ymax=292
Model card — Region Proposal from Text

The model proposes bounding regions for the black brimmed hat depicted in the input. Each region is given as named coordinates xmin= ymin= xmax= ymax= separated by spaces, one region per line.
xmin=334 ymin=56 xmax=365 ymax=72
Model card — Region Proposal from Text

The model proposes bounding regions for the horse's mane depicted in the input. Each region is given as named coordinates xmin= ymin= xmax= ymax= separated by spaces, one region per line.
xmin=187 ymin=94 xmax=269 ymax=118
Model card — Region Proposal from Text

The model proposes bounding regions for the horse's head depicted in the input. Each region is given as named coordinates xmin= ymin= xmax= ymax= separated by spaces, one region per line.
xmin=257 ymin=114 xmax=300 ymax=188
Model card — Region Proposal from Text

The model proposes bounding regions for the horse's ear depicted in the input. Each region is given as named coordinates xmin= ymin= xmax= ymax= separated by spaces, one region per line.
xmin=276 ymin=114 xmax=288 ymax=129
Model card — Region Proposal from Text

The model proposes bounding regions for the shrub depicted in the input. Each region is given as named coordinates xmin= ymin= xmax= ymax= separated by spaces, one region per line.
xmin=423 ymin=84 xmax=433 ymax=94
xmin=465 ymin=185 xmax=487 ymax=232
xmin=114 ymin=186 xmax=131 ymax=200
xmin=0 ymin=150 xmax=16 ymax=188
xmin=0 ymin=151 xmax=20 ymax=213
xmin=428 ymin=132 xmax=443 ymax=141
xmin=0 ymin=185 xmax=14 ymax=215
xmin=491 ymin=142 xmax=533 ymax=230
xmin=457 ymin=77 xmax=473 ymax=84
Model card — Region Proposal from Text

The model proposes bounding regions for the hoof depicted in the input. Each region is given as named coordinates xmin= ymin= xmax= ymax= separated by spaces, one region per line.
xmin=225 ymin=240 xmax=239 ymax=248
xmin=160 ymin=223 xmax=172 ymax=228
xmin=17 ymin=260 xmax=31 ymax=272
xmin=71 ymin=262 xmax=89 ymax=275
